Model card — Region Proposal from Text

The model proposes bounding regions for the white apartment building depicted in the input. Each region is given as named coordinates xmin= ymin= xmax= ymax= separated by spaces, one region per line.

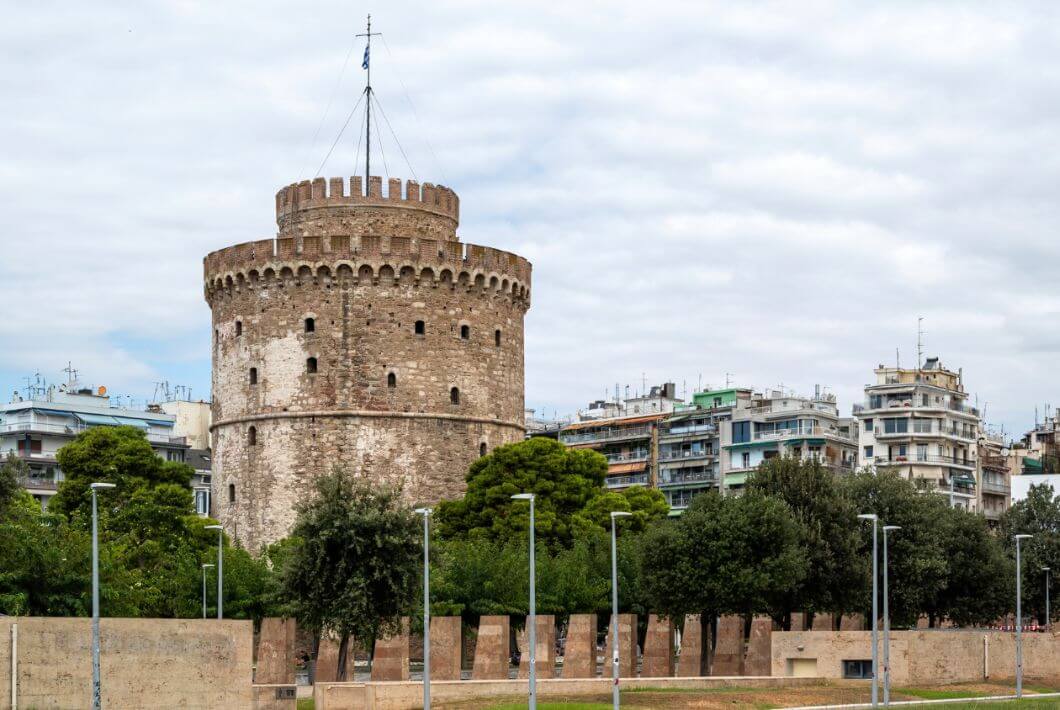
xmin=0 ymin=383 xmax=190 ymax=509
xmin=856 ymin=357 xmax=981 ymax=511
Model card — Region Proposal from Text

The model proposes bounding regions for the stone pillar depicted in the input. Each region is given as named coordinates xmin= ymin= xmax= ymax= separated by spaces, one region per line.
xmin=431 ymin=616 xmax=462 ymax=680
xmin=840 ymin=613 xmax=865 ymax=631
xmin=603 ymin=613 xmax=637 ymax=678
xmin=314 ymin=633 xmax=346 ymax=683
xmin=711 ymin=615 xmax=744 ymax=676
xmin=562 ymin=614 xmax=597 ymax=678
xmin=676 ymin=614 xmax=703 ymax=677
xmin=811 ymin=613 xmax=834 ymax=631
xmin=472 ymin=615 xmax=510 ymax=680
xmin=257 ymin=617 xmax=297 ymax=684
xmin=790 ymin=612 xmax=806 ymax=631
xmin=917 ymin=615 xmax=931 ymax=629
xmin=371 ymin=619 xmax=410 ymax=681
xmin=518 ymin=615 xmax=556 ymax=679
xmin=744 ymin=616 xmax=772 ymax=676
xmin=641 ymin=614 xmax=674 ymax=677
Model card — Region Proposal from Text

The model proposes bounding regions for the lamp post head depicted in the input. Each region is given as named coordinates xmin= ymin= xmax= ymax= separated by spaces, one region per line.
xmin=1043 ymin=567 xmax=1051 ymax=572
xmin=610 ymin=511 xmax=633 ymax=520
xmin=414 ymin=507 xmax=432 ymax=516
xmin=883 ymin=525 xmax=901 ymax=532
xmin=202 ymin=563 xmax=215 ymax=569
xmin=511 ymin=493 xmax=535 ymax=501
xmin=204 ymin=524 xmax=223 ymax=531
xmin=857 ymin=513 xmax=878 ymax=521
xmin=1015 ymin=534 xmax=1033 ymax=541
xmin=90 ymin=482 xmax=116 ymax=490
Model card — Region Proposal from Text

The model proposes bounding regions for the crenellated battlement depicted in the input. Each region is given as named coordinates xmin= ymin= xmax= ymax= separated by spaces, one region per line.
xmin=275 ymin=176 xmax=459 ymax=223
xmin=203 ymin=234 xmax=532 ymax=309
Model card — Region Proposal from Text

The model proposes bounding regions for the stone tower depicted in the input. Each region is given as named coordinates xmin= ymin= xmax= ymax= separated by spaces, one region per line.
xmin=203 ymin=175 xmax=531 ymax=550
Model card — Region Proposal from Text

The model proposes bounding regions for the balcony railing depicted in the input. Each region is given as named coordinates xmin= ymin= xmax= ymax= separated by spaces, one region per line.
xmin=605 ymin=473 xmax=649 ymax=488
xmin=752 ymin=426 xmax=854 ymax=442
xmin=864 ymin=398 xmax=979 ymax=417
xmin=660 ymin=424 xmax=717 ymax=437
xmin=659 ymin=470 xmax=717 ymax=487
xmin=981 ymin=480 xmax=1011 ymax=496
xmin=604 ymin=451 xmax=648 ymax=463
xmin=658 ymin=449 xmax=714 ymax=462
xmin=873 ymin=455 xmax=976 ymax=468
xmin=0 ymin=420 xmax=185 ymax=446
xmin=561 ymin=426 xmax=653 ymax=444
xmin=18 ymin=476 xmax=59 ymax=491
xmin=874 ymin=426 xmax=977 ymax=440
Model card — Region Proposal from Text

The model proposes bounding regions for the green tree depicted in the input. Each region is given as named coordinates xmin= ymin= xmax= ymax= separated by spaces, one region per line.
xmin=928 ymin=504 xmax=1010 ymax=626
xmin=1000 ymin=483 xmax=1060 ymax=625
xmin=572 ymin=485 xmax=669 ymax=536
xmin=0 ymin=452 xmax=28 ymax=511
xmin=746 ymin=456 xmax=863 ymax=628
xmin=281 ymin=469 xmax=420 ymax=680
xmin=639 ymin=491 xmax=807 ymax=672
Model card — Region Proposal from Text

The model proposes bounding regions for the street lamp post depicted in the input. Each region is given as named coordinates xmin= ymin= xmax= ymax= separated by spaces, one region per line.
xmin=90 ymin=481 xmax=116 ymax=710
xmin=414 ymin=508 xmax=432 ymax=710
xmin=1015 ymin=534 xmax=1032 ymax=698
xmin=205 ymin=525 xmax=223 ymax=619
xmin=1043 ymin=567 xmax=1051 ymax=632
xmin=610 ymin=511 xmax=632 ymax=710
xmin=858 ymin=513 xmax=879 ymax=709
xmin=882 ymin=525 xmax=900 ymax=707
xmin=201 ymin=564 xmax=215 ymax=619
xmin=512 ymin=493 xmax=536 ymax=710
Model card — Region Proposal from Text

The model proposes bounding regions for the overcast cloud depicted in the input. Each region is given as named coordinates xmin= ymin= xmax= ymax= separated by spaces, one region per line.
xmin=3 ymin=1 xmax=1059 ymax=435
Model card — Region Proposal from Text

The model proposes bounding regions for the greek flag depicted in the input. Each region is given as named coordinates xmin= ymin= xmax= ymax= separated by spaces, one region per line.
xmin=362 ymin=44 xmax=370 ymax=70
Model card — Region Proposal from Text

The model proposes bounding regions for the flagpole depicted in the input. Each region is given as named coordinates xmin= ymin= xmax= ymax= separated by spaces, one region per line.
xmin=356 ymin=15 xmax=379 ymax=194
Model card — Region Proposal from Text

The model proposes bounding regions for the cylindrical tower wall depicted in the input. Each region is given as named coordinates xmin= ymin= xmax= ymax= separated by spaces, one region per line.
xmin=205 ymin=178 xmax=530 ymax=550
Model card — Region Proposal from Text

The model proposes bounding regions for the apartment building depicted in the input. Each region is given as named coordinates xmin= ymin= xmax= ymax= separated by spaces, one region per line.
xmin=0 ymin=382 xmax=189 ymax=509
xmin=723 ymin=388 xmax=858 ymax=492
xmin=558 ymin=412 xmax=664 ymax=490
xmin=977 ymin=433 xmax=1011 ymax=523
xmin=856 ymin=357 xmax=981 ymax=511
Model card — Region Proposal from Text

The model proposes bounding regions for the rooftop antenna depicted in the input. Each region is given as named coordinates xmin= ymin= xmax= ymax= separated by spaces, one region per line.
xmin=356 ymin=15 xmax=382 ymax=191
xmin=917 ymin=316 xmax=925 ymax=372
xmin=62 ymin=361 xmax=78 ymax=386
xmin=642 ymin=372 xmax=647 ymax=394
xmin=725 ymin=372 xmax=733 ymax=388
xmin=697 ymin=373 xmax=702 ymax=392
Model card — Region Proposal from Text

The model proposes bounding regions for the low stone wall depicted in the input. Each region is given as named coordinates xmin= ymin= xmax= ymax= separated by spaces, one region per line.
xmin=314 ymin=676 xmax=825 ymax=710
xmin=0 ymin=616 xmax=255 ymax=709
xmin=772 ymin=630 xmax=1060 ymax=684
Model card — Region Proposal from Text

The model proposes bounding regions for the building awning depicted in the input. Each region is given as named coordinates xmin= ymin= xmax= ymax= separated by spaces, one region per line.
xmin=1024 ymin=457 xmax=1044 ymax=472
xmin=113 ymin=417 xmax=149 ymax=429
xmin=563 ymin=414 xmax=664 ymax=431
xmin=607 ymin=462 xmax=647 ymax=474
xmin=725 ymin=472 xmax=749 ymax=487
xmin=725 ymin=441 xmax=781 ymax=450
xmin=75 ymin=413 xmax=120 ymax=426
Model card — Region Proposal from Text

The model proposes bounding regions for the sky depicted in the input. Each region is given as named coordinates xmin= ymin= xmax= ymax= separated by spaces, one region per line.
xmin=3 ymin=1 xmax=1060 ymax=437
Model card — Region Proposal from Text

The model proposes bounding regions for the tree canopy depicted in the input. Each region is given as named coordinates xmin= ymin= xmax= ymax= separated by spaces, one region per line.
xmin=1000 ymin=483 xmax=1060 ymax=624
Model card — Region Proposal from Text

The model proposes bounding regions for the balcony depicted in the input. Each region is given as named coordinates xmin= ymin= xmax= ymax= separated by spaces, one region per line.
xmin=982 ymin=480 xmax=1011 ymax=496
xmin=561 ymin=426 xmax=653 ymax=445
xmin=658 ymin=469 xmax=717 ymax=487
xmin=873 ymin=455 xmax=977 ymax=469
xmin=605 ymin=473 xmax=648 ymax=488
xmin=18 ymin=475 xmax=60 ymax=492
xmin=873 ymin=426 xmax=976 ymax=441
xmin=658 ymin=449 xmax=714 ymax=462
xmin=660 ymin=424 xmax=717 ymax=438
xmin=603 ymin=451 xmax=648 ymax=464
xmin=752 ymin=426 xmax=854 ymax=443
xmin=1 ymin=421 xmax=82 ymax=435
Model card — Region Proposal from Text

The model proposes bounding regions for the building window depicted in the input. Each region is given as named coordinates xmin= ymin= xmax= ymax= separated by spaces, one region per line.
xmin=741 ymin=452 xmax=751 ymax=468
xmin=843 ymin=660 xmax=873 ymax=680
xmin=235 ymin=320 xmax=242 ymax=336
xmin=863 ymin=418 xmax=873 ymax=432
xmin=306 ymin=357 xmax=318 ymax=374
xmin=194 ymin=489 xmax=210 ymax=516
xmin=17 ymin=438 xmax=42 ymax=455
xmin=916 ymin=444 xmax=927 ymax=462
xmin=460 ymin=324 xmax=470 ymax=340
xmin=494 ymin=329 xmax=501 ymax=346
xmin=414 ymin=320 xmax=425 ymax=335
xmin=732 ymin=421 xmax=751 ymax=444
xmin=864 ymin=446 xmax=873 ymax=459
xmin=883 ymin=418 xmax=908 ymax=434
xmin=248 ymin=426 xmax=257 ymax=445
xmin=249 ymin=367 xmax=257 ymax=385
xmin=450 ymin=387 xmax=460 ymax=405
xmin=228 ymin=483 xmax=236 ymax=504
xmin=387 ymin=372 xmax=396 ymax=389
xmin=305 ymin=317 xmax=315 ymax=333
xmin=480 ymin=442 xmax=487 ymax=457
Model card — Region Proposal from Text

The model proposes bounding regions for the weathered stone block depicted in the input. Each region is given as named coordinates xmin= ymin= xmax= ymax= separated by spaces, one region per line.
xmin=603 ymin=613 xmax=637 ymax=678
xmin=257 ymin=617 xmax=297 ymax=684
xmin=314 ymin=633 xmax=347 ymax=683
xmin=472 ymin=615 xmax=510 ymax=680
xmin=641 ymin=614 xmax=674 ymax=678
xmin=371 ymin=619 xmax=410 ymax=681
xmin=711 ymin=615 xmax=744 ymax=676
xmin=812 ymin=613 xmax=835 ymax=631
xmin=563 ymin=614 xmax=597 ymax=678
xmin=790 ymin=612 xmax=806 ymax=631
xmin=430 ymin=616 xmax=462 ymax=680
xmin=676 ymin=614 xmax=703 ymax=677
xmin=840 ymin=613 xmax=866 ymax=631
xmin=518 ymin=615 xmax=556 ymax=678
xmin=744 ymin=616 xmax=772 ymax=676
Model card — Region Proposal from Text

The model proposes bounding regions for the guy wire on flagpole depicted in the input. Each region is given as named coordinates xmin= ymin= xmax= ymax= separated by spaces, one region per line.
xmin=356 ymin=14 xmax=381 ymax=193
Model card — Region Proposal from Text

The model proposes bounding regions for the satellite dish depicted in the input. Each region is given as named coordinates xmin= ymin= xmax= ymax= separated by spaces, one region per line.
xmin=98 ymin=385 xmax=107 ymax=396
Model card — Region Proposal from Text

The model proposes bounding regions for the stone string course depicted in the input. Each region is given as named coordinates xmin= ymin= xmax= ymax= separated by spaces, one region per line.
xmin=204 ymin=176 xmax=531 ymax=551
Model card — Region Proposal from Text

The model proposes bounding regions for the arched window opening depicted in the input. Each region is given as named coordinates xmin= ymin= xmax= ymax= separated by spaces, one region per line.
xmin=305 ymin=317 xmax=315 ymax=333
xmin=414 ymin=320 xmax=425 ymax=335
xmin=306 ymin=357 xmax=318 ymax=374
xmin=495 ymin=329 xmax=501 ymax=347
xmin=248 ymin=426 xmax=257 ymax=446
xmin=450 ymin=387 xmax=460 ymax=405
xmin=479 ymin=442 xmax=487 ymax=457
xmin=460 ymin=324 xmax=470 ymax=340
xmin=228 ymin=484 xmax=236 ymax=504
xmin=235 ymin=320 xmax=242 ymax=336
xmin=387 ymin=372 xmax=397 ymax=389
xmin=249 ymin=367 xmax=258 ymax=385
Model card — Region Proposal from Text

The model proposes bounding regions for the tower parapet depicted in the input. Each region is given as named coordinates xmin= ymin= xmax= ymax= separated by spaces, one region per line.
xmin=276 ymin=175 xmax=459 ymax=239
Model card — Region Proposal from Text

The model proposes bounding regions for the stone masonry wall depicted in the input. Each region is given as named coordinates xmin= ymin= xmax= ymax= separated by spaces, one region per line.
xmin=204 ymin=177 xmax=531 ymax=550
